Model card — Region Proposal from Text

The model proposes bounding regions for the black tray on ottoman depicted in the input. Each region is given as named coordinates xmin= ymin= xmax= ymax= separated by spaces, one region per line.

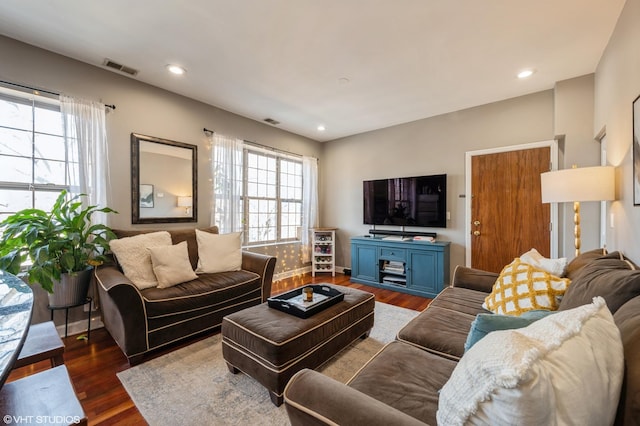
xmin=267 ymin=284 xmax=345 ymax=318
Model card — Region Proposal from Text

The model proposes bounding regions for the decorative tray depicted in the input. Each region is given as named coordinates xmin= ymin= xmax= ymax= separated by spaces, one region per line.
xmin=267 ymin=284 xmax=345 ymax=318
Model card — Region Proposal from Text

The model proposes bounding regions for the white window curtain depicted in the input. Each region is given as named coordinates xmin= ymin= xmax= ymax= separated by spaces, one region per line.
xmin=301 ymin=156 xmax=319 ymax=263
xmin=209 ymin=132 xmax=244 ymax=234
xmin=60 ymin=95 xmax=111 ymax=225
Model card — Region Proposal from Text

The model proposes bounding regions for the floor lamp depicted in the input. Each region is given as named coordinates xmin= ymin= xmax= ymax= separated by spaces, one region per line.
xmin=541 ymin=165 xmax=615 ymax=257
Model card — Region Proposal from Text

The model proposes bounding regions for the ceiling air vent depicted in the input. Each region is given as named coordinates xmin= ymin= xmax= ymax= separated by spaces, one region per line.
xmin=103 ymin=59 xmax=139 ymax=76
xmin=263 ymin=118 xmax=280 ymax=126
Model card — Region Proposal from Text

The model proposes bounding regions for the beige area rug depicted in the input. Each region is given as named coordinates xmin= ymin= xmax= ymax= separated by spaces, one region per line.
xmin=117 ymin=302 xmax=419 ymax=426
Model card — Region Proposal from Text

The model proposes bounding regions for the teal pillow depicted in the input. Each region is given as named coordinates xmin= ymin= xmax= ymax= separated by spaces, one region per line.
xmin=464 ymin=310 xmax=555 ymax=352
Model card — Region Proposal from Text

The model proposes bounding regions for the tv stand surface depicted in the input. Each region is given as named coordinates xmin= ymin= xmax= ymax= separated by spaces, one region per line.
xmin=350 ymin=236 xmax=450 ymax=298
xmin=368 ymin=229 xmax=437 ymax=238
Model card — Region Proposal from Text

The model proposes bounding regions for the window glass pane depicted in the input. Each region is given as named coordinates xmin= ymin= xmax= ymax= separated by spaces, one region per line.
xmin=0 ymin=156 xmax=31 ymax=183
xmin=34 ymin=106 xmax=63 ymax=135
xmin=34 ymin=134 xmax=65 ymax=161
xmin=247 ymin=182 xmax=257 ymax=197
xmin=0 ymin=189 xmax=32 ymax=214
xmin=0 ymin=98 xmax=32 ymax=131
xmin=248 ymin=152 xmax=258 ymax=168
xmin=34 ymin=159 xmax=66 ymax=185
xmin=0 ymin=127 xmax=32 ymax=157
xmin=34 ymin=191 xmax=62 ymax=211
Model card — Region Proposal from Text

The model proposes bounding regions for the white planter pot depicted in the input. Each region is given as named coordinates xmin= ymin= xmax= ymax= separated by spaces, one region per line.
xmin=47 ymin=268 xmax=92 ymax=308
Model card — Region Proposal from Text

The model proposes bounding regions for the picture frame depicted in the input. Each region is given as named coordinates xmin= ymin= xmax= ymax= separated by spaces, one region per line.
xmin=634 ymin=95 xmax=640 ymax=205
xmin=140 ymin=184 xmax=154 ymax=208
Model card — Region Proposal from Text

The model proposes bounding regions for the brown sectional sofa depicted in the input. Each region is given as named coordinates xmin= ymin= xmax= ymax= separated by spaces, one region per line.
xmin=284 ymin=249 xmax=640 ymax=425
xmin=95 ymin=227 xmax=276 ymax=365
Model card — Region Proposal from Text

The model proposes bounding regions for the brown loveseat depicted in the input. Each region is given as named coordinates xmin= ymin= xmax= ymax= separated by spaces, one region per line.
xmin=95 ymin=227 xmax=276 ymax=365
xmin=284 ymin=249 xmax=640 ymax=425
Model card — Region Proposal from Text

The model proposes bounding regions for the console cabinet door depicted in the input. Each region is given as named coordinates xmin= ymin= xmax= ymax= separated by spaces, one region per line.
xmin=352 ymin=244 xmax=377 ymax=282
xmin=407 ymin=250 xmax=438 ymax=294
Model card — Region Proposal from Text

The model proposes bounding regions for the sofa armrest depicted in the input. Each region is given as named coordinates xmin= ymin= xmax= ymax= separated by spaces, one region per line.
xmin=94 ymin=265 xmax=148 ymax=361
xmin=242 ymin=251 xmax=277 ymax=302
xmin=450 ymin=265 xmax=498 ymax=293
xmin=284 ymin=369 xmax=427 ymax=426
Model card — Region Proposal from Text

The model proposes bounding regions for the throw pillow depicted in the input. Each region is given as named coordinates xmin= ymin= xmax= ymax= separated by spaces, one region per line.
xmin=437 ymin=297 xmax=624 ymax=426
xmin=148 ymin=241 xmax=198 ymax=288
xmin=559 ymin=254 xmax=640 ymax=314
xmin=519 ymin=248 xmax=567 ymax=277
xmin=195 ymin=230 xmax=242 ymax=274
xmin=463 ymin=310 xmax=554 ymax=352
xmin=483 ymin=258 xmax=571 ymax=315
xmin=109 ymin=231 xmax=172 ymax=289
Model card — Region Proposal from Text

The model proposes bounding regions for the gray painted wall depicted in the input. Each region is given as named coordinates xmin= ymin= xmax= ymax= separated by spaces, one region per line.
xmin=321 ymin=90 xmax=557 ymax=277
xmin=594 ymin=0 xmax=640 ymax=262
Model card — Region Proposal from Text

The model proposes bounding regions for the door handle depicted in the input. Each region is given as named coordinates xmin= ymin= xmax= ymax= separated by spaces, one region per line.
xmin=473 ymin=230 xmax=481 ymax=236
xmin=473 ymin=220 xmax=480 ymax=226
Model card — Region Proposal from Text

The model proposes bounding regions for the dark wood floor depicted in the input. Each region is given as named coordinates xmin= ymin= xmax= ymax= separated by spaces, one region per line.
xmin=7 ymin=274 xmax=431 ymax=425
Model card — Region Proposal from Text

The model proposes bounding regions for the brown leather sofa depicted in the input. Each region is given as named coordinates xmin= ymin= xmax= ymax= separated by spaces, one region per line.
xmin=284 ymin=249 xmax=640 ymax=425
xmin=95 ymin=227 xmax=276 ymax=365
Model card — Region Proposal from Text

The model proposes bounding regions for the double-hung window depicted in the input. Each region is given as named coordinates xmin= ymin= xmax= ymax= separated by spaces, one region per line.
xmin=0 ymin=86 xmax=77 ymax=221
xmin=243 ymin=147 xmax=303 ymax=246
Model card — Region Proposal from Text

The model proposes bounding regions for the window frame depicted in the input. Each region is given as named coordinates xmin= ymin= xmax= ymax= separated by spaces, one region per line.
xmin=241 ymin=146 xmax=303 ymax=247
xmin=0 ymin=87 xmax=75 ymax=218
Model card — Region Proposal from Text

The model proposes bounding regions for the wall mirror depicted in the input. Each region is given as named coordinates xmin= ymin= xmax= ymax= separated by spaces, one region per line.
xmin=131 ymin=133 xmax=197 ymax=224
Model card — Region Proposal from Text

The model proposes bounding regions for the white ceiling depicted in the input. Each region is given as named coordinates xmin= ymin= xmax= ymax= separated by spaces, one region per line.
xmin=0 ymin=1 xmax=625 ymax=142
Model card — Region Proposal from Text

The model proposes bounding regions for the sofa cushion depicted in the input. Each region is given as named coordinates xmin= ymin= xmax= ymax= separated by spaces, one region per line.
xmin=348 ymin=340 xmax=458 ymax=425
xmin=109 ymin=231 xmax=172 ymax=289
xmin=195 ymin=230 xmax=242 ymax=273
xmin=613 ymin=296 xmax=640 ymax=423
xmin=483 ymin=258 xmax=570 ymax=315
xmin=564 ymin=247 xmax=607 ymax=281
xmin=437 ymin=297 xmax=623 ymax=426
xmin=559 ymin=254 xmax=640 ymax=314
xmin=141 ymin=270 xmax=261 ymax=320
xmin=148 ymin=241 xmax=198 ymax=288
xmin=397 ymin=287 xmax=488 ymax=360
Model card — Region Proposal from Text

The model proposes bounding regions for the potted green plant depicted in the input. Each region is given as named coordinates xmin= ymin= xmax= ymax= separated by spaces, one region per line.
xmin=0 ymin=190 xmax=117 ymax=307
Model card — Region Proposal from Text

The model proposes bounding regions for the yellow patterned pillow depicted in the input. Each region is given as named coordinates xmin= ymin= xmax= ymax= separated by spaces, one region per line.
xmin=483 ymin=258 xmax=571 ymax=316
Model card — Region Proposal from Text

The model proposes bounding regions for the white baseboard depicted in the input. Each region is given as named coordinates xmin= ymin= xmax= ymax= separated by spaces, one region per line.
xmin=273 ymin=266 xmax=312 ymax=281
xmin=273 ymin=265 xmax=346 ymax=282
xmin=54 ymin=316 xmax=104 ymax=338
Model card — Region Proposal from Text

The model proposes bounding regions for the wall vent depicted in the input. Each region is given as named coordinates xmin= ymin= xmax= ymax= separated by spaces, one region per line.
xmin=103 ymin=59 xmax=139 ymax=76
xmin=263 ymin=118 xmax=280 ymax=125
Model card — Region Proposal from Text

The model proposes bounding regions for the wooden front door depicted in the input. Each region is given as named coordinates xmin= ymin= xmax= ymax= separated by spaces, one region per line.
xmin=470 ymin=147 xmax=551 ymax=273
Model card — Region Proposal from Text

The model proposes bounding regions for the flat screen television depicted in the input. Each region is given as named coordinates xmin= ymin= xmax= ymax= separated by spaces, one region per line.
xmin=363 ymin=174 xmax=447 ymax=228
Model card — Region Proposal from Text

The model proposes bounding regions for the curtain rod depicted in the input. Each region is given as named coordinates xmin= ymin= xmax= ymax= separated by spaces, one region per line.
xmin=203 ymin=127 xmax=302 ymax=158
xmin=0 ymin=80 xmax=115 ymax=110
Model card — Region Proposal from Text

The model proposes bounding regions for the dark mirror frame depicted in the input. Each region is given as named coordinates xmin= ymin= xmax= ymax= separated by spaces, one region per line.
xmin=131 ymin=133 xmax=198 ymax=224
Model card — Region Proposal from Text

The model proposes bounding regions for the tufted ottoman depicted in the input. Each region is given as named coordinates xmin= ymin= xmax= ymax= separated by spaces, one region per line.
xmin=221 ymin=284 xmax=375 ymax=406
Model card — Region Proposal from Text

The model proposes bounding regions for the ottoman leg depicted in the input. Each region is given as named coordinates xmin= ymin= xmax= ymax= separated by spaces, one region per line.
xmin=269 ymin=391 xmax=283 ymax=406
xmin=226 ymin=362 xmax=239 ymax=374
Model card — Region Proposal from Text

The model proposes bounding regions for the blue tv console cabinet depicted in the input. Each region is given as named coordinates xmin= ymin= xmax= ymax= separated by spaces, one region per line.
xmin=350 ymin=236 xmax=450 ymax=298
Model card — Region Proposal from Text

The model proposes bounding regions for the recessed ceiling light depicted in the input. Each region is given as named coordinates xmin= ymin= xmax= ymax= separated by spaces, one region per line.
xmin=517 ymin=69 xmax=535 ymax=79
xmin=317 ymin=125 xmax=326 ymax=132
xmin=167 ymin=64 xmax=186 ymax=75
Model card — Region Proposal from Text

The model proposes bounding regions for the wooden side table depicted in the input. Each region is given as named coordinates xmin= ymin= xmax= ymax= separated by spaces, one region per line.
xmin=13 ymin=322 xmax=64 ymax=370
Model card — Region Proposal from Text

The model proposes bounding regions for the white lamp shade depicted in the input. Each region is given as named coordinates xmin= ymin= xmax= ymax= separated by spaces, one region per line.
xmin=177 ymin=196 xmax=193 ymax=207
xmin=541 ymin=166 xmax=615 ymax=203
